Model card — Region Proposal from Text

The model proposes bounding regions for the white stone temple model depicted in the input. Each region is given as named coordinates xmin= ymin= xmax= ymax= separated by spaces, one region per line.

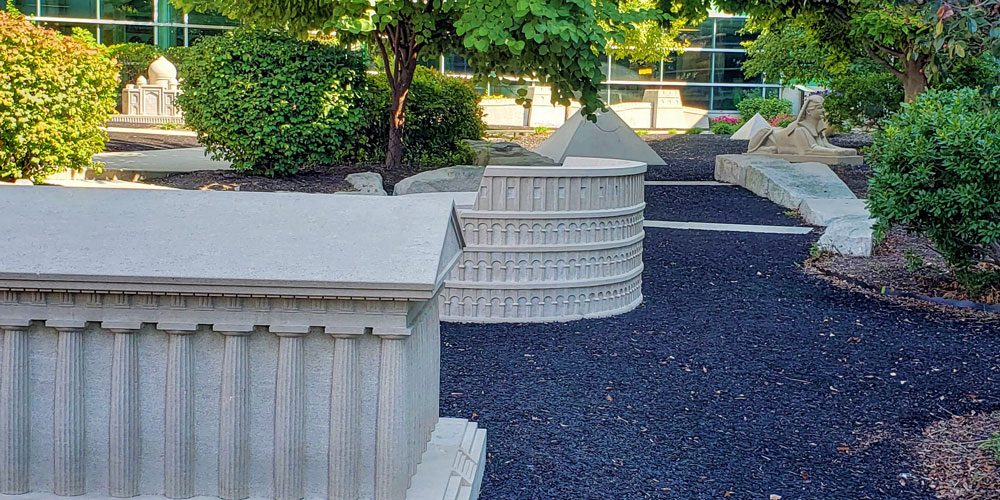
xmin=0 ymin=186 xmax=485 ymax=500
xmin=119 ymin=56 xmax=183 ymax=121
xmin=746 ymin=94 xmax=864 ymax=166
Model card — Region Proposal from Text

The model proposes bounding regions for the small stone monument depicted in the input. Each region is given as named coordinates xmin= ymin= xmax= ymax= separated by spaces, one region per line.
xmin=119 ymin=56 xmax=183 ymax=120
xmin=746 ymin=94 xmax=863 ymax=166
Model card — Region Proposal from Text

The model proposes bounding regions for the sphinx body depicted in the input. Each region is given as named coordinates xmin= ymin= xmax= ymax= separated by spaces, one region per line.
xmin=747 ymin=95 xmax=858 ymax=159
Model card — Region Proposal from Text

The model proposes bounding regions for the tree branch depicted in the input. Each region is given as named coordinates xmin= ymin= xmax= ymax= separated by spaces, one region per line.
xmin=374 ymin=34 xmax=394 ymax=86
xmin=873 ymin=42 xmax=904 ymax=59
xmin=865 ymin=45 xmax=905 ymax=79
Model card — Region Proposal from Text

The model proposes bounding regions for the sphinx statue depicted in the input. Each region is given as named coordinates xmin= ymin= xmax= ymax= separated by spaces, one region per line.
xmin=746 ymin=94 xmax=862 ymax=165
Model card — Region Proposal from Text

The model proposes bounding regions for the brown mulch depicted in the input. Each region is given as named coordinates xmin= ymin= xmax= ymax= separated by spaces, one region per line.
xmin=145 ymin=162 xmax=424 ymax=194
xmin=807 ymin=227 xmax=1000 ymax=315
xmin=914 ymin=412 xmax=1000 ymax=499
xmin=104 ymin=131 xmax=202 ymax=152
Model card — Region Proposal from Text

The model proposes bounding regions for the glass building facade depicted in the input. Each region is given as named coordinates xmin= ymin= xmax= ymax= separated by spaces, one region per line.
xmin=4 ymin=0 xmax=237 ymax=47
xmin=437 ymin=14 xmax=778 ymax=112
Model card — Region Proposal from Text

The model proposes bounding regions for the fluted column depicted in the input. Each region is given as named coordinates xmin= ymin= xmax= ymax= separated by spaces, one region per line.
xmin=271 ymin=326 xmax=307 ymax=500
xmin=215 ymin=325 xmax=253 ymax=500
xmin=375 ymin=330 xmax=410 ymax=500
xmin=326 ymin=327 xmax=364 ymax=500
xmin=49 ymin=320 xmax=87 ymax=496
xmin=160 ymin=324 xmax=197 ymax=499
xmin=105 ymin=322 xmax=142 ymax=498
xmin=0 ymin=320 xmax=31 ymax=494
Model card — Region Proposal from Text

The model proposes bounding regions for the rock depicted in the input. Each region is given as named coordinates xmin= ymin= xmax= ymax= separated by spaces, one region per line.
xmin=799 ymin=198 xmax=870 ymax=226
xmin=343 ymin=172 xmax=386 ymax=195
xmin=817 ymin=215 xmax=876 ymax=257
xmin=393 ymin=165 xmax=485 ymax=195
xmin=715 ymin=154 xmax=856 ymax=210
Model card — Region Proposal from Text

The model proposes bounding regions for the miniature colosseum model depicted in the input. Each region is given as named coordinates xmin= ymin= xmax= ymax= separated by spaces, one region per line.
xmin=441 ymin=157 xmax=647 ymax=322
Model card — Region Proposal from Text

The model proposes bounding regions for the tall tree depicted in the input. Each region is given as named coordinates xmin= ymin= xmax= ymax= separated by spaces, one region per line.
xmin=173 ymin=0 xmax=709 ymax=167
xmin=717 ymin=0 xmax=1000 ymax=100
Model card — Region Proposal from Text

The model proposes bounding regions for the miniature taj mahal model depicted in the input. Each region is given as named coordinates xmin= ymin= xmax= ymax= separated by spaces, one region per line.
xmin=116 ymin=56 xmax=184 ymax=124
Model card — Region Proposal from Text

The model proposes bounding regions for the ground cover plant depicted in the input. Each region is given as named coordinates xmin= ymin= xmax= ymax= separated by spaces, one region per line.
xmin=0 ymin=10 xmax=118 ymax=182
xmin=709 ymin=116 xmax=742 ymax=135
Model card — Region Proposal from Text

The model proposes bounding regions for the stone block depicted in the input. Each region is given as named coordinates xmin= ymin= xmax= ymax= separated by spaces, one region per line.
xmin=393 ymin=166 xmax=486 ymax=195
xmin=344 ymin=172 xmax=387 ymax=195
xmin=817 ymin=215 xmax=876 ymax=257
xmin=746 ymin=152 xmax=865 ymax=166
xmin=799 ymin=198 xmax=870 ymax=226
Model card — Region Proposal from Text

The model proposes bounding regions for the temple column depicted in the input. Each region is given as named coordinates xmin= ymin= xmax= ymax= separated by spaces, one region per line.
xmin=374 ymin=328 xmax=411 ymax=500
xmin=160 ymin=323 xmax=197 ymax=499
xmin=271 ymin=326 xmax=307 ymax=500
xmin=49 ymin=320 xmax=87 ymax=496
xmin=0 ymin=319 xmax=31 ymax=494
xmin=105 ymin=322 xmax=142 ymax=498
xmin=215 ymin=325 xmax=253 ymax=500
xmin=325 ymin=327 xmax=364 ymax=500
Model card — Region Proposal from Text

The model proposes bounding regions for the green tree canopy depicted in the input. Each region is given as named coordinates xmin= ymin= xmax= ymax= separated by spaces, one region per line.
xmin=718 ymin=0 xmax=1000 ymax=100
xmin=172 ymin=0 xmax=709 ymax=167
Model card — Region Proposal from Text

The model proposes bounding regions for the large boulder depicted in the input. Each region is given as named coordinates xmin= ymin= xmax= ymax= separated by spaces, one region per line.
xmin=392 ymin=165 xmax=485 ymax=195
xmin=343 ymin=171 xmax=387 ymax=195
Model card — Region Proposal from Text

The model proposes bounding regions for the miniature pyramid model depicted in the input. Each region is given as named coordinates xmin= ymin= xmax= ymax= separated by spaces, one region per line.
xmin=730 ymin=113 xmax=772 ymax=141
xmin=534 ymin=109 xmax=666 ymax=166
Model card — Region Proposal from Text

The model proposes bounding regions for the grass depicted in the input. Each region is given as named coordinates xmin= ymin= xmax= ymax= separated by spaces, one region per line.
xmin=532 ymin=126 xmax=551 ymax=135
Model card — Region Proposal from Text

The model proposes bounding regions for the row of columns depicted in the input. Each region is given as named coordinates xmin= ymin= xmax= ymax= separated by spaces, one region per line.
xmin=0 ymin=319 xmax=432 ymax=500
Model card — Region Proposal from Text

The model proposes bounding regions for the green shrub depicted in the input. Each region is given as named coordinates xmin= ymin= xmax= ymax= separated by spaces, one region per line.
xmin=0 ymin=12 xmax=118 ymax=182
xmin=824 ymin=72 xmax=903 ymax=130
xmin=709 ymin=116 xmax=742 ymax=135
xmin=685 ymin=127 xmax=705 ymax=135
xmin=107 ymin=42 xmax=162 ymax=96
xmin=935 ymin=54 xmax=1000 ymax=92
xmin=164 ymin=45 xmax=192 ymax=69
xmin=736 ymin=95 xmax=792 ymax=121
xmin=177 ymin=28 xmax=367 ymax=176
xmin=867 ymin=88 xmax=1000 ymax=268
xmin=361 ymin=67 xmax=485 ymax=169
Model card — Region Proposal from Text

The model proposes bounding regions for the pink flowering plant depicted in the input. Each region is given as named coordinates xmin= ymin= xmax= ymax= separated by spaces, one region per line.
xmin=769 ymin=114 xmax=793 ymax=127
xmin=709 ymin=115 xmax=743 ymax=135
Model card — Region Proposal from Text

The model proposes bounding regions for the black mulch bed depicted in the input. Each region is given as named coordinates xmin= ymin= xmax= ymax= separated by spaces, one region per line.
xmin=146 ymin=162 xmax=425 ymax=193
xmin=644 ymin=185 xmax=804 ymax=227
xmin=104 ymin=131 xmax=202 ymax=152
xmin=442 ymin=228 xmax=1000 ymax=500
xmin=643 ymin=134 xmax=749 ymax=181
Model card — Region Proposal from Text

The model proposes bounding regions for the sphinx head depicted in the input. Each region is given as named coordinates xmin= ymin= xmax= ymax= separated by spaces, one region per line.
xmin=797 ymin=94 xmax=826 ymax=123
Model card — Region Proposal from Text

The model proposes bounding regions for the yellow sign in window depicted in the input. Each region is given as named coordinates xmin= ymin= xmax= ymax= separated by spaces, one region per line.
xmin=638 ymin=67 xmax=653 ymax=75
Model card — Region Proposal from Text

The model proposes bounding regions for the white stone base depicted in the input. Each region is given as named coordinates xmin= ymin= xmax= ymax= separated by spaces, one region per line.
xmin=745 ymin=153 xmax=864 ymax=166
xmin=407 ymin=418 xmax=487 ymax=500
xmin=0 ymin=417 xmax=486 ymax=500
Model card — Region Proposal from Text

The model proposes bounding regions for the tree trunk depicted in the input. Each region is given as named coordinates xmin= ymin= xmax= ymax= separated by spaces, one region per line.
xmin=902 ymin=57 xmax=928 ymax=102
xmin=385 ymin=62 xmax=416 ymax=169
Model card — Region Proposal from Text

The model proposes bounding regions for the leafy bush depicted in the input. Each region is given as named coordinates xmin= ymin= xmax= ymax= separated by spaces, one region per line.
xmin=177 ymin=28 xmax=367 ymax=176
xmin=361 ymin=67 xmax=485 ymax=169
xmin=935 ymin=54 xmax=1000 ymax=92
xmin=736 ymin=95 xmax=792 ymax=121
xmin=107 ymin=42 xmax=162 ymax=95
xmin=164 ymin=45 xmax=192 ymax=68
xmin=0 ymin=12 xmax=118 ymax=181
xmin=824 ymin=71 xmax=903 ymax=130
xmin=685 ymin=127 xmax=705 ymax=135
xmin=867 ymin=88 xmax=1000 ymax=268
xmin=709 ymin=116 xmax=742 ymax=135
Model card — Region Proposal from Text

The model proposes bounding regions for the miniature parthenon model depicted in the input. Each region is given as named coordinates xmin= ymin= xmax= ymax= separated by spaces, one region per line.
xmin=0 ymin=187 xmax=485 ymax=500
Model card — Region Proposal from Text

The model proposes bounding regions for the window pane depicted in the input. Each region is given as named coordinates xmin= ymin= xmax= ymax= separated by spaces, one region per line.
xmin=679 ymin=87 xmax=710 ymax=109
xmin=663 ymin=51 xmax=711 ymax=83
xmin=2 ymin=0 xmax=38 ymax=15
xmin=157 ymin=0 xmax=182 ymax=24
xmin=98 ymin=23 xmax=153 ymax=44
xmin=443 ymin=54 xmax=471 ymax=75
xmin=100 ymin=0 xmax=151 ymax=21
xmin=678 ymin=18 xmax=713 ymax=49
xmin=39 ymin=21 xmax=97 ymax=36
xmin=187 ymin=9 xmax=238 ymax=26
xmin=714 ymin=17 xmax=751 ymax=49
xmin=713 ymin=52 xmax=759 ymax=84
xmin=712 ymin=86 xmax=766 ymax=111
xmin=609 ymin=56 xmax=659 ymax=81
xmin=41 ymin=0 xmax=96 ymax=18
xmin=156 ymin=25 xmax=184 ymax=48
